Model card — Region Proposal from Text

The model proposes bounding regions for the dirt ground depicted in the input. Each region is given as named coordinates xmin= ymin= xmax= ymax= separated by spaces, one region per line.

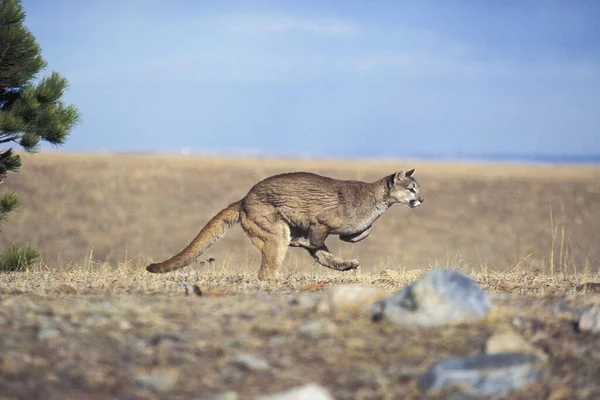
xmin=1 ymin=266 xmax=599 ymax=399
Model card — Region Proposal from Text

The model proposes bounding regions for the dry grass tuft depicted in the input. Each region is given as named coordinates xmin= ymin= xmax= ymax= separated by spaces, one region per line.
xmin=2 ymin=254 xmax=598 ymax=298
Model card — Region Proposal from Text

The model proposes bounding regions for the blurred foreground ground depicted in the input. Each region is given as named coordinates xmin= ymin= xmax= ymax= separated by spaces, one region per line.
xmin=0 ymin=267 xmax=599 ymax=399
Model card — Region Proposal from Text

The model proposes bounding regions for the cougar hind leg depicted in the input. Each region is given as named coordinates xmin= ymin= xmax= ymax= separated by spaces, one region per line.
xmin=241 ymin=210 xmax=290 ymax=281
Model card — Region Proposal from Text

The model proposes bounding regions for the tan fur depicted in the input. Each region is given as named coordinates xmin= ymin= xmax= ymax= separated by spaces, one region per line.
xmin=146 ymin=169 xmax=423 ymax=280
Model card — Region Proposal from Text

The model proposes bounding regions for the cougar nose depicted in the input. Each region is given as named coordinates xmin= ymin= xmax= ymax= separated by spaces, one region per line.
xmin=419 ymin=195 xmax=424 ymax=203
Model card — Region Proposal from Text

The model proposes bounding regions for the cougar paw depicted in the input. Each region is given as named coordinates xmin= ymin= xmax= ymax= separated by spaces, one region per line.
xmin=289 ymin=237 xmax=311 ymax=248
xmin=341 ymin=259 xmax=360 ymax=271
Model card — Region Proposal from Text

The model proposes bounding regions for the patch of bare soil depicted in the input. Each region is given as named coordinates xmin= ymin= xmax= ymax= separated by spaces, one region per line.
xmin=1 ymin=269 xmax=599 ymax=399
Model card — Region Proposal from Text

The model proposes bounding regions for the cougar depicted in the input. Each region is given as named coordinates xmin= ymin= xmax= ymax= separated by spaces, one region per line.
xmin=146 ymin=168 xmax=423 ymax=280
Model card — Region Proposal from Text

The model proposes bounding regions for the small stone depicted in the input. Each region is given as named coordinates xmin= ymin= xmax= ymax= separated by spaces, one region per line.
xmin=258 ymin=384 xmax=334 ymax=400
xmin=370 ymin=269 xmax=491 ymax=327
xmin=419 ymin=353 xmax=542 ymax=397
xmin=200 ymin=391 xmax=239 ymax=400
xmin=578 ymin=307 xmax=600 ymax=333
xmin=117 ymin=318 xmax=132 ymax=330
xmin=486 ymin=328 xmax=548 ymax=362
xmin=230 ymin=353 xmax=270 ymax=371
xmin=36 ymin=327 xmax=61 ymax=342
xmin=317 ymin=284 xmax=389 ymax=317
xmin=297 ymin=319 xmax=336 ymax=340
xmin=134 ymin=367 xmax=180 ymax=392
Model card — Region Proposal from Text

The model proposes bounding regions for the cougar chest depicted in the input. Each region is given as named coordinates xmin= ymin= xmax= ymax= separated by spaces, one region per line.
xmin=339 ymin=203 xmax=389 ymax=235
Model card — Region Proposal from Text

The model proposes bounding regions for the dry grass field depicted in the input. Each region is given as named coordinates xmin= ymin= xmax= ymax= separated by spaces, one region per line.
xmin=1 ymin=153 xmax=598 ymax=273
xmin=0 ymin=153 xmax=599 ymax=399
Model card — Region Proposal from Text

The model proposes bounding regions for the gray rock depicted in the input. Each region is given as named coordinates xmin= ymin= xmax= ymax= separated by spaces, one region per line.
xmin=370 ymin=269 xmax=491 ymax=327
xmin=230 ymin=353 xmax=270 ymax=371
xmin=259 ymin=384 xmax=334 ymax=400
xmin=420 ymin=353 xmax=542 ymax=397
xmin=578 ymin=307 xmax=600 ymax=333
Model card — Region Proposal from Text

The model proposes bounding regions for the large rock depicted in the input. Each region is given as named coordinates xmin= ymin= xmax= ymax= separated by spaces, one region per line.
xmin=420 ymin=353 xmax=543 ymax=397
xmin=370 ymin=269 xmax=491 ymax=327
xmin=317 ymin=284 xmax=389 ymax=317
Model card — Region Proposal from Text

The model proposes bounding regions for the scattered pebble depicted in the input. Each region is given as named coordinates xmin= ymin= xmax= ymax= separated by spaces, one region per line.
xmin=258 ymin=383 xmax=334 ymax=400
xmin=36 ymin=327 xmax=61 ymax=342
xmin=230 ymin=353 xmax=270 ymax=371
xmin=420 ymin=353 xmax=543 ymax=397
xmin=134 ymin=367 xmax=180 ymax=392
xmin=370 ymin=269 xmax=491 ymax=327
xmin=317 ymin=284 xmax=388 ymax=317
xmin=297 ymin=319 xmax=336 ymax=340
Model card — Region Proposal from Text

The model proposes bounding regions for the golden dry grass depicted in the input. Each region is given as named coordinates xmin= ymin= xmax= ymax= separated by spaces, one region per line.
xmin=0 ymin=153 xmax=598 ymax=275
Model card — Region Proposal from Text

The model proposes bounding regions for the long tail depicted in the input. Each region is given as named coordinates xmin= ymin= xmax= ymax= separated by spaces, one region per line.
xmin=146 ymin=199 xmax=243 ymax=273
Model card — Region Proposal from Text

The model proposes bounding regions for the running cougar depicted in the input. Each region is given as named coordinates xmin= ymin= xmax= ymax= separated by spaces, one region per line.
xmin=146 ymin=169 xmax=423 ymax=280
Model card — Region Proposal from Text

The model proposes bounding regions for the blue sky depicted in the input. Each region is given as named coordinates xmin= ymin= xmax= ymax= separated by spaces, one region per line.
xmin=24 ymin=0 xmax=600 ymax=159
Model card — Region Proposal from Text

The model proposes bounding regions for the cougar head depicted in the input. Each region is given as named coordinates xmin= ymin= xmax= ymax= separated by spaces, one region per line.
xmin=387 ymin=168 xmax=424 ymax=208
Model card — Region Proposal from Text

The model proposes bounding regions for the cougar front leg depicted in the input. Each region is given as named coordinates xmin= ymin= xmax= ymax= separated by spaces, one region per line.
xmin=309 ymin=245 xmax=360 ymax=271
xmin=289 ymin=223 xmax=328 ymax=250
xmin=339 ymin=227 xmax=372 ymax=243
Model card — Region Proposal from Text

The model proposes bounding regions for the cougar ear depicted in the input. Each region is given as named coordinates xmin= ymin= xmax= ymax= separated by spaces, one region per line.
xmin=405 ymin=169 xmax=415 ymax=178
xmin=392 ymin=169 xmax=405 ymax=185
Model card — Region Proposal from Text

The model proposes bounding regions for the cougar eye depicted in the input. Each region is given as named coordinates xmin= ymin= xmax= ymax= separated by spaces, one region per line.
xmin=408 ymin=187 xmax=416 ymax=193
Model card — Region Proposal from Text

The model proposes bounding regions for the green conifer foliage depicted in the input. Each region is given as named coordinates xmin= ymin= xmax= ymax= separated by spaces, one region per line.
xmin=0 ymin=0 xmax=79 ymax=271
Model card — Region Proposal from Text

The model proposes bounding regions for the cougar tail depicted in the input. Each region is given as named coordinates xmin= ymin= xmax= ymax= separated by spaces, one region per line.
xmin=146 ymin=199 xmax=243 ymax=273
